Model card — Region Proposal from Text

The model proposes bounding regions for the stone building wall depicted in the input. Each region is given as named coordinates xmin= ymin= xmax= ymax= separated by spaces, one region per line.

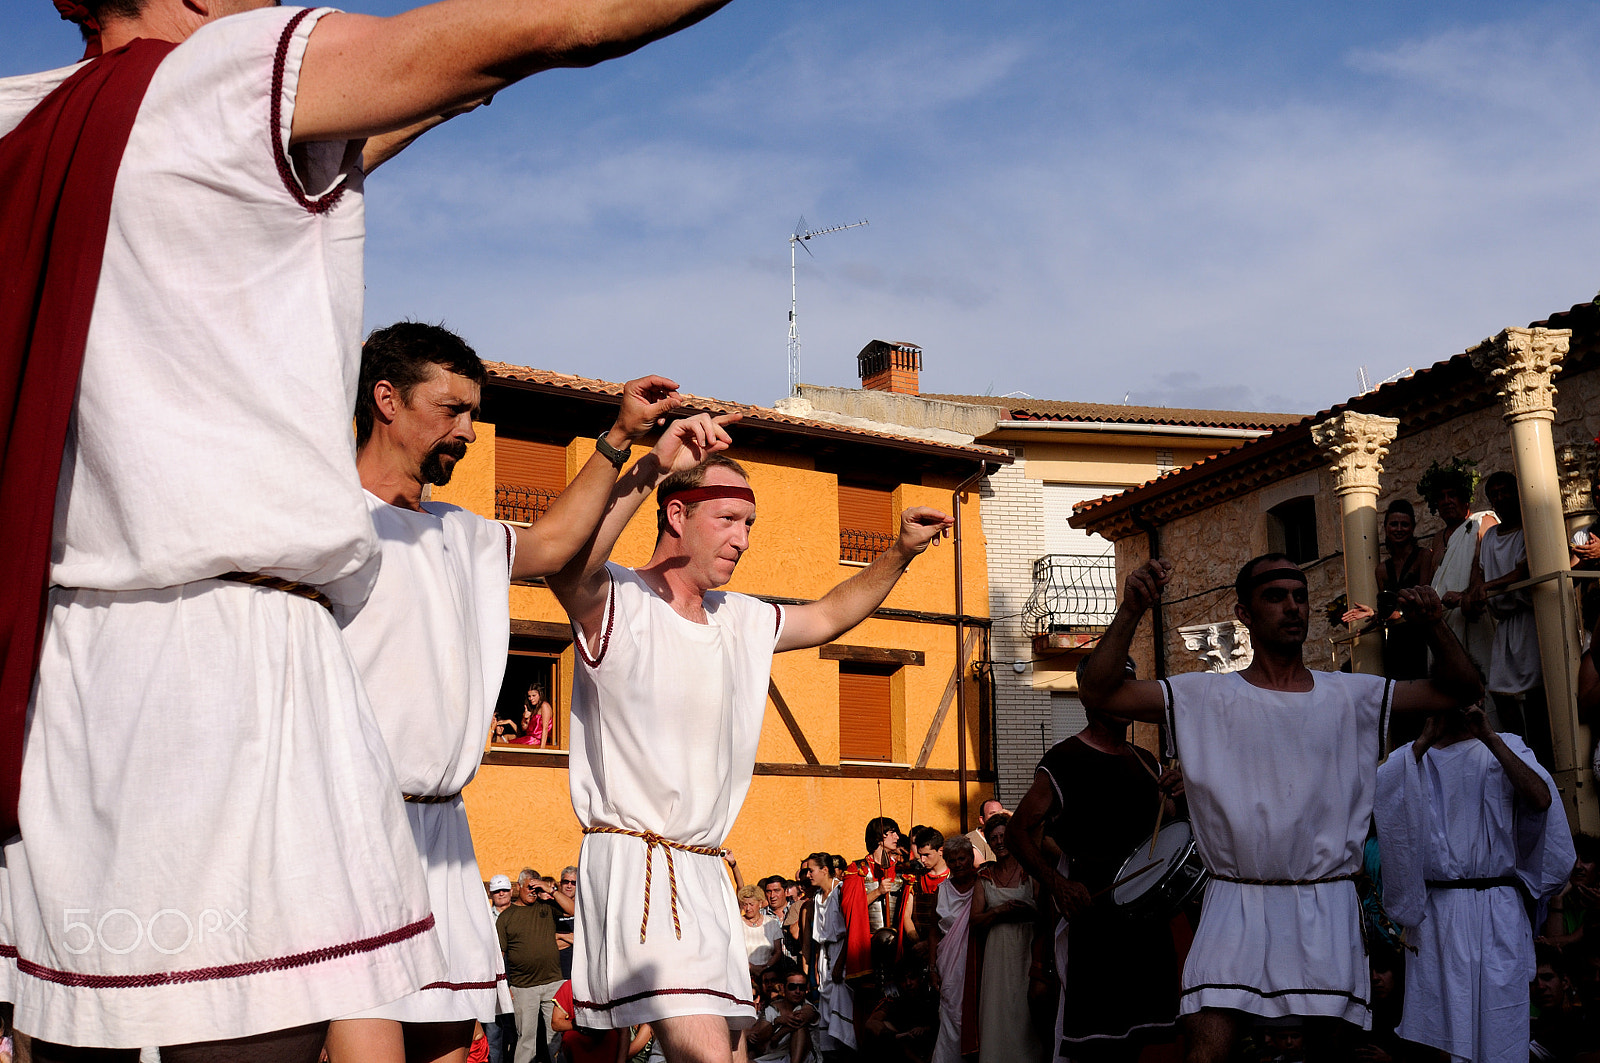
xmin=1109 ymin=363 xmax=1600 ymax=679
xmin=979 ymin=449 xmax=1056 ymax=803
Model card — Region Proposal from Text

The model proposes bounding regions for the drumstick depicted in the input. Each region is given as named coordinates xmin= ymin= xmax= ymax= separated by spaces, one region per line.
xmin=1149 ymin=797 xmax=1166 ymax=859
xmin=1090 ymin=859 xmax=1163 ymax=902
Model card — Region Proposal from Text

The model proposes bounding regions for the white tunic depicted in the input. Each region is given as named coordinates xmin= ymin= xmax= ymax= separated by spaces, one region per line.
xmin=341 ymin=495 xmax=518 ymax=1023
xmin=1480 ymin=526 xmax=1540 ymax=696
xmin=1374 ymin=734 xmax=1574 ymax=1063
xmin=568 ymin=564 xmax=782 ymax=1029
xmin=1430 ymin=515 xmax=1495 ymax=679
xmin=0 ymin=8 xmax=444 ymax=1046
xmin=931 ymin=879 xmax=974 ymax=1063
xmin=1163 ymin=669 xmax=1392 ymax=1028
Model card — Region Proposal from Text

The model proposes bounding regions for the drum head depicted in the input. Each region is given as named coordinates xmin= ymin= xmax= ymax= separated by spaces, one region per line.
xmin=1113 ymin=819 xmax=1194 ymax=906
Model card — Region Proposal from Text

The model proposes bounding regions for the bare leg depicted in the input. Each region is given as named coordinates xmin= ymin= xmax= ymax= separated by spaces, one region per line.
xmin=1182 ymin=1010 xmax=1239 ymax=1063
xmin=403 ymin=1020 xmax=476 ymax=1063
xmin=161 ymin=1022 xmax=331 ymax=1063
xmin=786 ymin=1025 xmax=810 ymax=1063
xmin=323 ymin=1018 xmax=404 ymax=1063
xmin=651 ymin=1015 xmax=737 ymax=1063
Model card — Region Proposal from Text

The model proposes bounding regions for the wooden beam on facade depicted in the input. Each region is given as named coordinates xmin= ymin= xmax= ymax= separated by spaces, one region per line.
xmin=914 ymin=626 xmax=981 ymax=769
xmin=754 ymin=762 xmax=996 ymax=783
xmin=767 ymin=680 xmax=821 ymax=765
xmin=818 ymin=644 xmax=926 ymax=667
xmin=510 ymin=618 xmax=574 ymax=642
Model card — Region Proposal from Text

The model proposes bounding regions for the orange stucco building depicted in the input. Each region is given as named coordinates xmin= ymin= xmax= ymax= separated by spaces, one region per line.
xmin=431 ymin=365 xmax=1009 ymax=884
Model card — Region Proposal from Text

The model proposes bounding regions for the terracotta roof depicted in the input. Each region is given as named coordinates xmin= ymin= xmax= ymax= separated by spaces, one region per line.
xmin=1069 ymin=299 xmax=1600 ymax=539
xmin=917 ymin=394 xmax=1304 ymax=431
xmin=484 ymin=362 xmax=1011 ymax=463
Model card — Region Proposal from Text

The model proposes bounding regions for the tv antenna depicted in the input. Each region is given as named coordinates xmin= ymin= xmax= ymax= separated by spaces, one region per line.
xmin=788 ymin=215 xmax=868 ymax=396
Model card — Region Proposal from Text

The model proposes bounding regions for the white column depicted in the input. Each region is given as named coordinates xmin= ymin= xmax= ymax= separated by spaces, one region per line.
xmin=1470 ymin=326 xmax=1596 ymax=831
xmin=1311 ymin=412 xmax=1400 ymax=676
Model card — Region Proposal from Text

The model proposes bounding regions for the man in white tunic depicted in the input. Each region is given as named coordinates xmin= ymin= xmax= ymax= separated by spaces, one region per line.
xmin=1374 ymin=704 xmax=1574 ymax=1063
xmin=1420 ymin=462 xmax=1496 ymax=682
xmin=547 ymin=442 xmax=955 ymax=1063
xmin=327 ymin=323 xmax=682 ymax=1063
xmin=1079 ymin=553 xmax=1483 ymax=1063
xmin=1 ymin=0 xmax=729 ymax=1057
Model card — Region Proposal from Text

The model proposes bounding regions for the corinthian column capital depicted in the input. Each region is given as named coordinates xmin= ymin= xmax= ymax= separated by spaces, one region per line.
xmin=1310 ymin=411 xmax=1400 ymax=496
xmin=1468 ymin=326 xmax=1570 ymax=423
xmin=1558 ymin=440 xmax=1600 ymax=520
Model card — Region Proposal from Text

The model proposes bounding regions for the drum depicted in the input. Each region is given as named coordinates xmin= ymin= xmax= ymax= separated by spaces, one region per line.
xmin=1111 ymin=819 xmax=1208 ymax=920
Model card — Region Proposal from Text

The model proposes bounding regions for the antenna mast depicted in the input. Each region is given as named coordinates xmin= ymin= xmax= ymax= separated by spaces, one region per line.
xmin=788 ymin=216 xmax=868 ymax=396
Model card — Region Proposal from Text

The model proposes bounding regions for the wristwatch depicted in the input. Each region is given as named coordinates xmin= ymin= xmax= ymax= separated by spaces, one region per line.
xmin=595 ymin=432 xmax=630 ymax=469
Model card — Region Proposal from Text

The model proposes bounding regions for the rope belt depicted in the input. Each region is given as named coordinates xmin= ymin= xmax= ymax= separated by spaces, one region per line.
xmin=1209 ymin=871 xmax=1359 ymax=887
xmin=217 ymin=571 xmax=332 ymax=612
xmin=403 ymin=793 xmax=460 ymax=804
xmin=582 ymin=826 xmax=724 ymax=943
xmin=1426 ymin=876 xmax=1521 ymax=891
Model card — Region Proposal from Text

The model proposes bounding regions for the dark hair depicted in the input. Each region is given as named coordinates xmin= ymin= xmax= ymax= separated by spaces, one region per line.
xmin=827 ymin=854 xmax=848 ymax=878
xmin=803 ymin=852 xmax=832 ymax=876
xmin=981 ymin=812 xmax=1011 ymax=845
xmin=1536 ymin=941 xmax=1566 ymax=974
xmin=1234 ymin=552 xmax=1298 ymax=606
xmin=1575 ymin=832 xmax=1600 ymax=864
xmin=655 ymin=454 xmax=751 ymax=536
xmin=911 ymin=826 xmax=945 ymax=851
xmin=1384 ymin=498 xmax=1415 ymax=522
xmin=1484 ymin=470 xmax=1517 ymax=494
xmin=356 ymin=322 xmax=487 ymax=446
xmin=759 ymin=875 xmax=785 ymax=890
xmin=865 ymin=817 xmax=900 ymax=853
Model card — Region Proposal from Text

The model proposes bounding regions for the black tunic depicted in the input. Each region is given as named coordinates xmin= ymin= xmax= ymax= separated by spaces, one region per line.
xmin=1038 ymin=735 xmax=1179 ymax=1050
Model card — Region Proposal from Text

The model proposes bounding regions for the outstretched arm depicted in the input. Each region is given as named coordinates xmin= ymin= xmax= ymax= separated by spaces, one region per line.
xmin=774 ymin=508 xmax=954 ymax=652
xmin=510 ymin=376 xmax=683 ymax=581
xmin=1078 ymin=560 xmax=1171 ymax=724
xmin=294 ymin=0 xmax=731 ymax=144
xmin=1390 ymin=585 xmax=1485 ymax=714
xmin=546 ymin=412 xmax=738 ymax=645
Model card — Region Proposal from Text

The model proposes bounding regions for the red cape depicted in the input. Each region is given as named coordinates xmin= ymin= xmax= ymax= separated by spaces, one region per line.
xmin=0 ymin=38 xmax=174 ymax=837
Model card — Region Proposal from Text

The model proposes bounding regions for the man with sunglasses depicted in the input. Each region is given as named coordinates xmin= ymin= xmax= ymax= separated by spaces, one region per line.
xmin=1079 ymin=553 xmax=1483 ymax=1063
xmin=749 ymin=966 xmax=817 ymax=1063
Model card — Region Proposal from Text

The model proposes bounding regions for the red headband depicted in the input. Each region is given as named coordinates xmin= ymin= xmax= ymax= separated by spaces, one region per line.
xmin=53 ymin=0 xmax=103 ymax=59
xmin=661 ymin=485 xmax=755 ymax=507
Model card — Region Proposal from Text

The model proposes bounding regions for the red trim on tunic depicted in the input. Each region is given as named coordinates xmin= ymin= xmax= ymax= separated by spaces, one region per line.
xmin=573 ymin=985 xmax=755 ymax=1012
xmin=420 ymin=972 xmax=508 ymax=992
xmin=3 ymin=914 xmax=434 ymax=988
xmin=270 ymin=8 xmax=347 ymax=215
xmin=575 ymin=574 xmax=616 ymax=668
xmin=0 ymin=37 xmax=176 ymax=838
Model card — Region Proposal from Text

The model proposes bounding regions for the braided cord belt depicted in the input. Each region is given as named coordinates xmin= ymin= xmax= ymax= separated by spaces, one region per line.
xmin=217 ymin=571 xmax=332 ymax=612
xmin=582 ymin=826 xmax=724 ymax=943
xmin=403 ymin=793 xmax=460 ymax=804
xmin=1209 ymin=871 xmax=1359 ymax=887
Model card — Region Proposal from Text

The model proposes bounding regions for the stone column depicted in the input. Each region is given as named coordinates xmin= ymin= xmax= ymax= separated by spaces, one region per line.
xmin=1558 ymin=440 xmax=1599 ymax=540
xmin=1311 ymin=412 xmax=1400 ymax=675
xmin=1470 ymin=326 xmax=1597 ymax=831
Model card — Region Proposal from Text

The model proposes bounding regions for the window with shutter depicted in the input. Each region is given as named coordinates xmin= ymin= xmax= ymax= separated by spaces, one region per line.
xmin=838 ymin=664 xmax=894 ymax=762
xmin=496 ymin=438 xmax=567 ymax=523
xmin=838 ymin=483 xmax=895 ymax=563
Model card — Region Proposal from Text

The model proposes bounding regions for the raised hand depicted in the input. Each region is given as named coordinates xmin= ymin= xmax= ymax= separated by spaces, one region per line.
xmin=650 ymin=412 xmax=741 ymax=473
xmin=1397 ymin=584 xmax=1444 ymax=624
xmin=896 ymin=507 xmax=955 ymax=556
xmin=614 ymin=375 xmax=684 ymax=440
xmin=1124 ymin=559 xmax=1173 ymax=612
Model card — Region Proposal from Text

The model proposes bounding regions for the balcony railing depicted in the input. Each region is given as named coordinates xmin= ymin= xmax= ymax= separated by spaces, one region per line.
xmin=1024 ymin=553 xmax=1118 ymax=636
xmin=496 ymin=484 xmax=558 ymax=524
xmin=840 ymin=528 xmax=897 ymax=564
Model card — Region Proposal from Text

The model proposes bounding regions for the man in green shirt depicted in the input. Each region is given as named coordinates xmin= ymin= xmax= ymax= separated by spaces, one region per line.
xmin=498 ymin=870 xmax=571 ymax=1063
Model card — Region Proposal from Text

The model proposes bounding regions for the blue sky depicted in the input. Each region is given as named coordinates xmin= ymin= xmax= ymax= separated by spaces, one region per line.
xmin=8 ymin=2 xmax=1600 ymax=414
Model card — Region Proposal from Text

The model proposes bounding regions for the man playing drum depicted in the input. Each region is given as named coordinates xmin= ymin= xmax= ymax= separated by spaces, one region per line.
xmin=1079 ymin=553 xmax=1482 ymax=1063
xmin=1010 ymin=657 xmax=1183 ymax=1062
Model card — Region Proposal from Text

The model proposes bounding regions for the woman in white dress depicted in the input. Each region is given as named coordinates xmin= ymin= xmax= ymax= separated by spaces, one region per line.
xmin=739 ymin=885 xmax=783 ymax=990
xmin=970 ymin=815 xmax=1046 ymax=1063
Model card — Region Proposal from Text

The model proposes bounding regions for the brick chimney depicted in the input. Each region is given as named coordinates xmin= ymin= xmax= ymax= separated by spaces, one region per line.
xmin=857 ymin=340 xmax=922 ymax=395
